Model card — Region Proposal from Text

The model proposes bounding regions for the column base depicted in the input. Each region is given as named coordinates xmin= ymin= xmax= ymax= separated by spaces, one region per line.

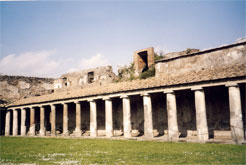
xmin=13 ymin=130 xmax=18 ymax=136
xmin=21 ymin=126 xmax=26 ymax=136
xmin=168 ymin=130 xmax=179 ymax=141
xmin=63 ymin=130 xmax=70 ymax=136
xmin=106 ymin=131 xmax=113 ymax=137
xmin=90 ymin=131 xmax=98 ymax=137
xmin=197 ymin=129 xmax=209 ymax=141
xmin=29 ymin=124 xmax=36 ymax=136
xmin=124 ymin=132 xmax=131 ymax=138
xmin=144 ymin=132 xmax=154 ymax=138
xmin=231 ymin=127 xmax=244 ymax=144
xmin=39 ymin=128 xmax=46 ymax=136
xmin=73 ymin=128 xmax=82 ymax=137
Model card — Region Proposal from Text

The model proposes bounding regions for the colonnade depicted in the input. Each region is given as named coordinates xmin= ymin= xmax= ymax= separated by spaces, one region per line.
xmin=4 ymin=84 xmax=245 ymax=144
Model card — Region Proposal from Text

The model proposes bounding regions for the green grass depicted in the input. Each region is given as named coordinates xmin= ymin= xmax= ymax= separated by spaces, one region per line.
xmin=0 ymin=137 xmax=245 ymax=164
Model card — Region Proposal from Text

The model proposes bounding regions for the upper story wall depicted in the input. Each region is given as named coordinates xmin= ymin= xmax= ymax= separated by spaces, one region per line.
xmin=155 ymin=42 xmax=246 ymax=77
xmin=54 ymin=66 xmax=116 ymax=92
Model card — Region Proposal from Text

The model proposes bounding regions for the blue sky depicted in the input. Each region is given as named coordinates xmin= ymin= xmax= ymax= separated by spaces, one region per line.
xmin=0 ymin=1 xmax=245 ymax=77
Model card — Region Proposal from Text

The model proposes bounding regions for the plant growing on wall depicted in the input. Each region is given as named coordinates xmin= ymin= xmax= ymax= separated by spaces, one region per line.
xmin=139 ymin=66 xmax=155 ymax=79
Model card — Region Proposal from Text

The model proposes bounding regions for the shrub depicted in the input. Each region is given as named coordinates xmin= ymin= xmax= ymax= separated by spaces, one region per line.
xmin=186 ymin=48 xmax=192 ymax=54
xmin=139 ymin=67 xmax=155 ymax=79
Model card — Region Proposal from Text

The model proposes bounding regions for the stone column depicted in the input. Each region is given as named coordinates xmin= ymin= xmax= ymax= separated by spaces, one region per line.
xmin=74 ymin=101 xmax=82 ymax=136
xmin=193 ymin=87 xmax=209 ymax=141
xmin=90 ymin=100 xmax=97 ymax=137
xmin=13 ymin=109 xmax=18 ymax=136
xmin=5 ymin=110 xmax=10 ymax=136
xmin=39 ymin=106 xmax=46 ymax=136
xmin=29 ymin=107 xmax=36 ymax=136
xmin=21 ymin=108 xmax=26 ymax=136
xmin=227 ymin=84 xmax=244 ymax=144
xmin=122 ymin=95 xmax=131 ymax=138
xmin=105 ymin=98 xmax=113 ymax=137
xmin=50 ymin=104 xmax=56 ymax=136
xmin=165 ymin=91 xmax=179 ymax=140
xmin=63 ymin=103 xmax=69 ymax=136
xmin=142 ymin=93 xmax=154 ymax=138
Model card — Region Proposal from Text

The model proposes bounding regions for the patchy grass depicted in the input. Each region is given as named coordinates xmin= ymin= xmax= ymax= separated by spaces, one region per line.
xmin=0 ymin=137 xmax=245 ymax=164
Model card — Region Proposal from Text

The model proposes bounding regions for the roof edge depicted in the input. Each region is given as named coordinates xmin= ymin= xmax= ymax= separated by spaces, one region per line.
xmin=156 ymin=41 xmax=246 ymax=63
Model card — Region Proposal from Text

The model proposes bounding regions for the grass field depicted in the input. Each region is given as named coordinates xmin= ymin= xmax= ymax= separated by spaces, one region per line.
xmin=0 ymin=137 xmax=245 ymax=164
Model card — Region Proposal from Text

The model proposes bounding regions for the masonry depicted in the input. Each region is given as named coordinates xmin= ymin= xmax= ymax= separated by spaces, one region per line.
xmin=2 ymin=40 xmax=246 ymax=145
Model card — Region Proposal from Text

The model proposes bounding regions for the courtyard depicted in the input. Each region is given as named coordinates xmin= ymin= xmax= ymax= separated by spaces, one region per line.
xmin=0 ymin=137 xmax=245 ymax=164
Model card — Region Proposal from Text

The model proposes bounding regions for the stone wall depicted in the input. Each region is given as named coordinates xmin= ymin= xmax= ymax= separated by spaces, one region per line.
xmin=54 ymin=66 xmax=116 ymax=92
xmin=155 ymin=42 xmax=246 ymax=77
xmin=134 ymin=47 xmax=155 ymax=75
xmin=0 ymin=75 xmax=54 ymax=104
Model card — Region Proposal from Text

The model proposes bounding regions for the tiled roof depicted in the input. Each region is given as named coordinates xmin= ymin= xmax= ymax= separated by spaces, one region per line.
xmin=10 ymin=64 xmax=246 ymax=106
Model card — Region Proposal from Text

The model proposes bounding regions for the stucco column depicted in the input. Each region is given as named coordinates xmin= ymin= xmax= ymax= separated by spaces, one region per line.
xmin=74 ymin=101 xmax=82 ymax=136
xmin=12 ymin=109 xmax=18 ymax=136
xmin=105 ymin=98 xmax=113 ymax=137
xmin=122 ymin=95 xmax=131 ymax=138
xmin=39 ymin=106 xmax=46 ymax=136
xmin=50 ymin=104 xmax=56 ymax=136
xmin=142 ymin=93 xmax=154 ymax=138
xmin=5 ymin=110 xmax=10 ymax=136
xmin=63 ymin=103 xmax=69 ymax=136
xmin=227 ymin=84 xmax=244 ymax=144
xmin=29 ymin=107 xmax=35 ymax=136
xmin=193 ymin=87 xmax=209 ymax=141
xmin=165 ymin=91 xmax=179 ymax=140
xmin=21 ymin=108 xmax=26 ymax=136
xmin=90 ymin=100 xmax=97 ymax=137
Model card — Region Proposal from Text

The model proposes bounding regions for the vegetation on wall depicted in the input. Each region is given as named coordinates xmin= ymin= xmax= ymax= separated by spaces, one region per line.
xmin=139 ymin=66 xmax=155 ymax=79
xmin=185 ymin=48 xmax=192 ymax=54
xmin=116 ymin=50 xmax=166 ymax=82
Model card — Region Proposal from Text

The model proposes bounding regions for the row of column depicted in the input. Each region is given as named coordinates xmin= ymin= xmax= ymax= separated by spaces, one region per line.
xmin=165 ymin=84 xmax=244 ymax=144
xmin=4 ymin=84 xmax=244 ymax=144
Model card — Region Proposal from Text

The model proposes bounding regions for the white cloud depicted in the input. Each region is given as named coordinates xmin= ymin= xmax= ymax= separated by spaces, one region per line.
xmin=0 ymin=50 xmax=61 ymax=77
xmin=0 ymin=50 xmax=112 ymax=78
xmin=78 ymin=53 xmax=110 ymax=70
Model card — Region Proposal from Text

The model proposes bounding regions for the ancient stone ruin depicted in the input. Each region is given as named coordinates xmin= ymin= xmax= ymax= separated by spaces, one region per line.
xmin=0 ymin=39 xmax=245 ymax=144
xmin=54 ymin=66 xmax=116 ymax=92
xmin=133 ymin=47 xmax=155 ymax=75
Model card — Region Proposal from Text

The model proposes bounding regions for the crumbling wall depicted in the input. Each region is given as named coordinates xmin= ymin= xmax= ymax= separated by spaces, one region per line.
xmin=134 ymin=47 xmax=155 ymax=75
xmin=0 ymin=75 xmax=54 ymax=104
xmin=54 ymin=66 xmax=116 ymax=92
xmin=155 ymin=43 xmax=246 ymax=77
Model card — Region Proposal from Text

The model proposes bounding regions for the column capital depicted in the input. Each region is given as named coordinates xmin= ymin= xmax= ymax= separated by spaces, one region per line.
xmin=141 ymin=93 xmax=150 ymax=97
xmin=191 ymin=86 xmax=204 ymax=91
xmin=163 ymin=89 xmax=174 ymax=94
xmin=74 ymin=100 xmax=81 ymax=104
xmin=40 ymin=105 xmax=46 ymax=108
xmin=120 ymin=94 xmax=129 ymax=99
xmin=103 ymin=97 xmax=112 ymax=101
xmin=88 ymin=99 xmax=96 ymax=102
xmin=225 ymin=82 xmax=239 ymax=87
